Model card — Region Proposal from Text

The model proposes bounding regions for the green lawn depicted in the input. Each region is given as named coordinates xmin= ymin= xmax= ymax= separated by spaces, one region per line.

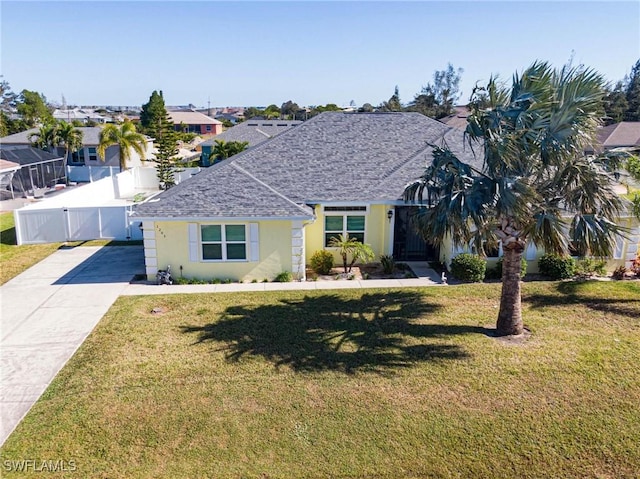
xmin=2 ymin=281 xmax=639 ymax=478
xmin=0 ymin=212 xmax=142 ymax=285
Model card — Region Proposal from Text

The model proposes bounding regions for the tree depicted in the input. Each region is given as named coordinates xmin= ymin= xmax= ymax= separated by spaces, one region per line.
xmin=379 ymin=86 xmax=403 ymax=112
xmin=154 ymin=115 xmax=180 ymax=190
xmin=97 ymin=121 xmax=147 ymax=170
xmin=140 ymin=90 xmax=168 ymax=138
xmin=29 ymin=123 xmax=60 ymax=152
xmin=16 ymin=90 xmax=53 ymax=127
xmin=408 ymin=63 xmax=463 ymax=119
xmin=0 ymin=78 xmax=17 ymax=112
xmin=264 ymin=104 xmax=281 ymax=119
xmin=359 ymin=103 xmax=374 ymax=113
xmin=243 ymin=106 xmax=261 ymax=120
xmin=404 ymin=61 xmax=625 ymax=336
xmin=603 ymin=81 xmax=628 ymax=124
xmin=281 ymin=100 xmax=300 ymax=119
xmin=625 ymin=59 xmax=640 ymax=121
xmin=328 ymin=234 xmax=375 ymax=273
xmin=57 ymin=122 xmax=84 ymax=167
xmin=208 ymin=139 xmax=249 ymax=164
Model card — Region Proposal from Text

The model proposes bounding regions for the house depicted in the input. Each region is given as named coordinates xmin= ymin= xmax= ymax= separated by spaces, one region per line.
xmin=0 ymin=147 xmax=66 ymax=197
xmin=167 ymin=111 xmax=223 ymax=136
xmin=52 ymin=108 xmax=109 ymax=124
xmin=199 ymin=119 xmax=302 ymax=165
xmin=593 ymin=121 xmax=640 ymax=152
xmin=0 ymin=127 xmax=150 ymax=170
xmin=132 ymin=112 xmax=639 ymax=282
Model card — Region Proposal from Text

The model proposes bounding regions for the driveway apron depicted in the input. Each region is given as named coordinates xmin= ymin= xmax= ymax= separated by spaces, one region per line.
xmin=0 ymin=245 xmax=144 ymax=446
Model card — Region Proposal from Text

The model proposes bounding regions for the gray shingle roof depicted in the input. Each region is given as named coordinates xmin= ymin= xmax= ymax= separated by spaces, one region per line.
xmin=0 ymin=127 xmax=103 ymax=146
xmin=200 ymin=120 xmax=302 ymax=148
xmin=133 ymin=112 xmax=481 ymax=219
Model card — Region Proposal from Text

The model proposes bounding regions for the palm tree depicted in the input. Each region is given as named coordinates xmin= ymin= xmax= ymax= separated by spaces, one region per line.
xmin=209 ymin=139 xmax=249 ymax=164
xmin=57 ymin=121 xmax=83 ymax=166
xmin=97 ymin=121 xmax=147 ymax=170
xmin=405 ymin=61 xmax=626 ymax=336
xmin=328 ymin=234 xmax=375 ymax=273
xmin=29 ymin=123 xmax=60 ymax=152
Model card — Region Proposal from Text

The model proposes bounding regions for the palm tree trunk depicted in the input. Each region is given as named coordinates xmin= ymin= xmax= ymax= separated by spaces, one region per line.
xmin=497 ymin=245 xmax=525 ymax=336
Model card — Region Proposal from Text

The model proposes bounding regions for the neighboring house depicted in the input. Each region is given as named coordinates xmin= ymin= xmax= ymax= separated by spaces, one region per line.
xmin=167 ymin=111 xmax=223 ymax=136
xmin=132 ymin=112 xmax=639 ymax=282
xmin=52 ymin=108 xmax=109 ymax=124
xmin=0 ymin=147 xmax=66 ymax=197
xmin=592 ymin=121 xmax=640 ymax=153
xmin=199 ymin=119 xmax=302 ymax=165
xmin=0 ymin=127 xmax=151 ymax=170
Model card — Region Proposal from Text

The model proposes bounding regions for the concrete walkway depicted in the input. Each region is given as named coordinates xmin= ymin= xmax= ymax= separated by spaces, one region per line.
xmin=0 ymin=246 xmax=442 ymax=446
xmin=0 ymin=246 xmax=145 ymax=446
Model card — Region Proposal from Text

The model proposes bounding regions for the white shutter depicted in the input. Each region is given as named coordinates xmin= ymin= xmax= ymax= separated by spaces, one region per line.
xmin=188 ymin=223 xmax=199 ymax=262
xmin=249 ymin=223 xmax=259 ymax=262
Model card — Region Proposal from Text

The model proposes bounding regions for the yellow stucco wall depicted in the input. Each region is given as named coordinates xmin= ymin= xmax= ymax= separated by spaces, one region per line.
xmin=152 ymin=220 xmax=293 ymax=282
xmin=304 ymin=204 xmax=392 ymax=266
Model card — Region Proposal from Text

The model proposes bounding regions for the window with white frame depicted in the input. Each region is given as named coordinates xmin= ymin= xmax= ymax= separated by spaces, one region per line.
xmin=201 ymin=224 xmax=247 ymax=260
xmin=324 ymin=214 xmax=365 ymax=246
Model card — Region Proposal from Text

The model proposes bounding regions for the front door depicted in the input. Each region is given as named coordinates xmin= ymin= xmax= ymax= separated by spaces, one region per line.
xmin=393 ymin=207 xmax=438 ymax=261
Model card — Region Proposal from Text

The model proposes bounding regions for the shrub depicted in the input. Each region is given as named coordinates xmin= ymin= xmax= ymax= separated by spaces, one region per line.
xmin=538 ymin=253 xmax=576 ymax=280
xmin=485 ymin=257 xmax=528 ymax=280
xmin=450 ymin=253 xmax=486 ymax=283
xmin=612 ymin=266 xmax=627 ymax=280
xmin=630 ymin=255 xmax=640 ymax=278
xmin=310 ymin=250 xmax=334 ymax=275
xmin=380 ymin=254 xmax=395 ymax=274
xmin=575 ymin=257 xmax=607 ymax=277
xmin=273 ymin=271 xmax=293 ymax=282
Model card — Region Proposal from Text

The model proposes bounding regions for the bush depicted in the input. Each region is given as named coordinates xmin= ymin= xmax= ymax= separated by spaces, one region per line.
xmin=575 ymin=258 xmax=607 ymax=277
xmin=450 ymin=253 xmax=486 ymax=283
xmin=310 ymin=250 xmax=334 ymax=275
xmin=380 ymin=254 xmax=395 ymax=274
xmin=612 ymin=266 xmax=627 ymax=280
xmin=485 ymin=257 xmax=527 ymax=280
xmin=630 ymin=255 xmax=640 ymax=278
xmin=273 ymin=271 xmax=293 ymax=282
xmin=538 ymin=253 xmax=576 ymax=280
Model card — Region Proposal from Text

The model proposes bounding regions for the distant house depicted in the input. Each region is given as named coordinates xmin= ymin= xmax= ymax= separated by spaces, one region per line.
xmin=167 ymin=111 xmax=223 ymax=136
xmin=0 ymin=127 xmax=151 ymax=171
xmin=52 ymin=108 xmax=109 ymax=124
xmin=0 ymin=147 xmax=66 ymax=197
xmin=199 ymin=119 xmax=302 ymax=165
xmin=592 ymin=122 xmax=640 ymax=153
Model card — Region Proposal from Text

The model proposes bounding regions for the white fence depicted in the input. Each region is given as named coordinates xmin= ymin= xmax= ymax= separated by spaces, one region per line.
xmin=13 ymin=166 xmax=200 ymax=245
xmin=67 ymin=166 xmax=119 ymax=183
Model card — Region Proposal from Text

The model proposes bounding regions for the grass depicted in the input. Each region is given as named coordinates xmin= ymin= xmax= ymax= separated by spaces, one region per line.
xmin=0 ymin=212 xmax=142 ymax=285
xmin=1 ymin=281 xmax=639 ymax=478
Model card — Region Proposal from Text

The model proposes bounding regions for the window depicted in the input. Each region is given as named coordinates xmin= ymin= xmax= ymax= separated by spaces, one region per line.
xmin=206 ymin=125 xmax=212 ymax=132
xmin=88 ymin=147 xmax=97 ymax=161
xmin=71 ymin=149 xmax=86 ymax=164
xmin=324 ymin=215 xmax=365 ymax=246
xmin=201 ymin=225 xmax=246 ymax=260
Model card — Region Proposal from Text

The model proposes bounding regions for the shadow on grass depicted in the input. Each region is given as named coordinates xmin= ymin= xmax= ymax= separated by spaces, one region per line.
xmin=0 ymin=226 xmax=17 ymax=246
xmin=181 ymin=291 xmax=489 ymax=374
xmin=526 ymin=281 xmax=640 ymax=319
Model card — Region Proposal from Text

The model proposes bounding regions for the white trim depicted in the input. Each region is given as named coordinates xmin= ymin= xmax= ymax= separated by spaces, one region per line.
xmin=249 ymin=223 xmax=260 ymax=262
xmin=133 ymin=215 xmax=313 ymax=222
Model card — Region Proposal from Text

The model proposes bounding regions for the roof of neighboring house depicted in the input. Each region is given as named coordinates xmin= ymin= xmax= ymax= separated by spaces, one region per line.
xmin=438 ymin=105 xmax=471 ymax=129
xmin=52 ymin=109 xmax=108 ymax=122
xmin=200 ymin=120 xmax=302 ymax=148
xmin=0 ymin=159 xmax=21 ymax=172
xmin=0 ymin=127 xmax=103 ymax=145
xmin=596 ymin=122 xmax=640 ymax=149
xmin=167 ymin=111 xmax=222 ymax=126
xmin=0 ymin=146 xmax=63 ymax=165
xmin=134 ymin=112 xmax=481 ymax=220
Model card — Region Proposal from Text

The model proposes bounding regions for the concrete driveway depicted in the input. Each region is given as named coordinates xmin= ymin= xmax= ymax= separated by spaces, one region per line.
xmin=0 ymin=245 xmax=144 ymax=446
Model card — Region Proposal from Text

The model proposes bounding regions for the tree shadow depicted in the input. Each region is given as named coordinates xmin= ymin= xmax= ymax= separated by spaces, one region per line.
xmin=525 ymin=281 xmax=640 ymax=319
xmin=0 ymin=226 xmax=17 ymax=246
xmin=181 ymin=291 xmax=488 ymax=374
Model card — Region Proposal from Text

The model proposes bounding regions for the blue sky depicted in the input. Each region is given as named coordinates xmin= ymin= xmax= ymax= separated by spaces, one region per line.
xmin=1 ymin=1 xmax=639 ymax=108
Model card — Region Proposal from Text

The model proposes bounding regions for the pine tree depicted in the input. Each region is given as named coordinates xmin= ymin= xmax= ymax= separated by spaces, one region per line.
xmin=154 ymin=114 xmax=180 ymax=190
xmin=140 ymin=90 xmax=168 ymax=138
xmin=625 ymin=59 xmax=640 ymax=121
xmin=603 ymin=81 xmax=628 ymax=124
